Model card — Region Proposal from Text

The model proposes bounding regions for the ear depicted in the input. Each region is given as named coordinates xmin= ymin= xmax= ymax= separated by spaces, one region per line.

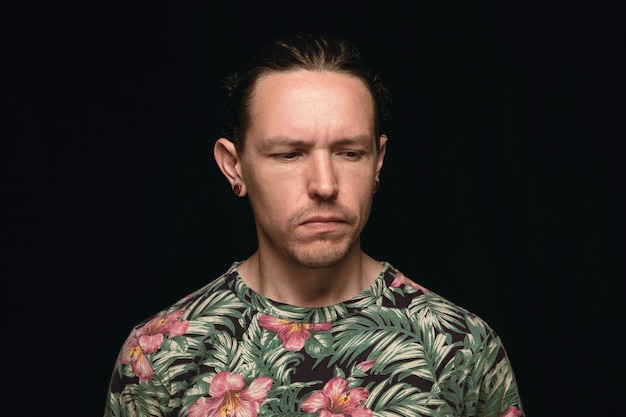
xmin=214 ymin=138 xmax=247 ymax=196
xmin=375 ymin=134 xmax=388 ymax=180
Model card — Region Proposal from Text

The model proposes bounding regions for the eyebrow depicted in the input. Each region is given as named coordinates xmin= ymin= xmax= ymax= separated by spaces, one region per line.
xmin=262 ymin=134 xmax=374 ymax=147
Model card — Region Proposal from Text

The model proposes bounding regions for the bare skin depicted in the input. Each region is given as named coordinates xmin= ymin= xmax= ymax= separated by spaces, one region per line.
xmin=214 ymin=70 xmax=387 ymax=307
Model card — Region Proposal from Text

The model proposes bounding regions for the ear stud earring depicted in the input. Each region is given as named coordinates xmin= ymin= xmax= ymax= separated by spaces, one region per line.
xmin=373 ymin=180 xmax=380 ymax=193
xmin=233 ymin=184 xmax=242 ymax=195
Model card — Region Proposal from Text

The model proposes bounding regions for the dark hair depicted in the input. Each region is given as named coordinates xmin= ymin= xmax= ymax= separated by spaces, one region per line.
xmin=219 ymin=34 xmax=392 ymax=150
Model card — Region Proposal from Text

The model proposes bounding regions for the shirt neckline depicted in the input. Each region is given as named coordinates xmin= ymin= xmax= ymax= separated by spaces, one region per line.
xmin=226 ymin=261 xmax=395 ymax=323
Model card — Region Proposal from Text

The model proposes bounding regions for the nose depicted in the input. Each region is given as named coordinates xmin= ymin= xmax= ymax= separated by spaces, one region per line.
xmin=307 ymin=152 xmax=338 ymax=201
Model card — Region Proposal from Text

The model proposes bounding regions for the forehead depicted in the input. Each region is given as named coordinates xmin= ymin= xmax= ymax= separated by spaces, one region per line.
xmin=246 ymin=70 xmax=375 ymax=142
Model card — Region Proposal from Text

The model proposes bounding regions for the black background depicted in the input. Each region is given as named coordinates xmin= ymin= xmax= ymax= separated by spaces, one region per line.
xmin=7 ymin=1 xmax=624 ymax=415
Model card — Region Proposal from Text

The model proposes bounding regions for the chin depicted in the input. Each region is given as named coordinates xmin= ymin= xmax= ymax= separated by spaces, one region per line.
xmin=293 ymin=257 xmax=344 ymax=269
xmin=287 ymin=243 xmax=352 ymax=269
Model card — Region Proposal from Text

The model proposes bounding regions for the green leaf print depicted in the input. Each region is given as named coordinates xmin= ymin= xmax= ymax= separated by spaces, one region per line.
xmin=240 ymin=315 xmax=303 ymax=384
xmin=305 ymin=331 xmax=333 ymax=358
xmin=409 ymin=292 xmax=467 ymax=334
xmin=119 ymin=382 xmax=168 ymax=417
xmin=104 ymin=263 xmax=525 ymax=417
xmin=367 ymin=381 xmax=448 ymax=417
xmin=263 ymin=381 xmax=320 ymax=416
xmin=201 ymin=331 xmax=241 ymax=372
xmin=186 ymin=285 xmax=244 ymax=332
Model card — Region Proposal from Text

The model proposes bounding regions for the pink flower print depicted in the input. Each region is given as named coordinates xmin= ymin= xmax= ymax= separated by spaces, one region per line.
xmin=356 ymin=360 xmax=375 ymax=373
xmin=499 ymin=405 xmax=523 ymax=417
xmin=119 ymin=332 xmax=154 ymax=380
xmin=119 ymin=309 xmax=189 ymax=380
xmin=136 ymin=308 xmax=190 ymax=353
xmin=258 ymin=315 xmax=333 ymax=351
xmin=189 ymin=371 xmax=273 ymax=417
xmin=301 ymin=376 xmax=372 ymax=417
xmin=390 ymin=271 xmax=429 ymax=293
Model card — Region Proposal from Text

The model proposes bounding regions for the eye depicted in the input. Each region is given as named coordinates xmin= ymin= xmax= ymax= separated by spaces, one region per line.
xmin=341 ymin=150 xmax=364 ymax=160
xmin=274 ymin=151 xmax=301 ymax=161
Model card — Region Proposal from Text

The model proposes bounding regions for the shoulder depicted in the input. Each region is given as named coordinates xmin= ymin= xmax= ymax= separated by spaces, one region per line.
xmin=384 ymin=265 xmax=499 ymax=340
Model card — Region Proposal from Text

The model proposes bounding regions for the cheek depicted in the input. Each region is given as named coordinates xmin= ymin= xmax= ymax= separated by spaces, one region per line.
xmin=345 ymin=171 xmax=375 ymax=196
xmin=246 ymin=174 xmax=296 ymax=214
xmin=244 ymin=162 xmax=300 ymax=196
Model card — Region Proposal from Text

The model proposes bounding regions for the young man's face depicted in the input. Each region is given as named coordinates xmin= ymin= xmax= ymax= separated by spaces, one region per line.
xmin=239 ymin=70 xmax=387 ymax=268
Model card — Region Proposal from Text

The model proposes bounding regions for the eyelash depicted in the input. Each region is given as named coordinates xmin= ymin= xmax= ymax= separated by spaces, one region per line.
xmin=343 ymin=151 xmax=363 ymax=159
xmin=280 ymin=152 xmax=300 ymax=160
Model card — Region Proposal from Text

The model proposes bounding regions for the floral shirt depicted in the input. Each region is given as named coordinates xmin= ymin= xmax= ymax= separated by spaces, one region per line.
xmin=104 ymin=262 xmax=524 ymax=417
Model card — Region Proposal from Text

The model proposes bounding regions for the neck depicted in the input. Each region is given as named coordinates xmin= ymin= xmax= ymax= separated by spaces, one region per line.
xmin=237 ymin=249 xmax=382 ymax=308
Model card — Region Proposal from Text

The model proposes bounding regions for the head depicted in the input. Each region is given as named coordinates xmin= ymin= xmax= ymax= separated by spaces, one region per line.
xmin=214 ymin=34 xmax=392 ymax=269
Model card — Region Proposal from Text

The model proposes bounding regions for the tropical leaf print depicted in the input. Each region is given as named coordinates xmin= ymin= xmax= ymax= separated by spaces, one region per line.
xmin=240 ymin=314 xmax=303 ymax=384
xmin=119 ymin=382 xmax=169 ymax=417
xmin=263 ymin=381 xmax=320 ymax=416
xmin=386 ymin=332 xmax=460 ymax=383
xmin=201 ymin=331 xmax=242 ymax=372
xmin=104 ymin=262 xmax=525 ymax=417
xmin=329 ymin=306 xmax=413 ymax=364
xmin=329 ymin=305 xmax=461 ymax=384
xmin=185 ymin=286 xmax=244 ymax=332
xmin=408 ymin=292 xmax=468 ymax=334
xmin=367 ymin=381 xmax=448 ymax=417
xmin=476 ymin=345 xmax=522 ymax=417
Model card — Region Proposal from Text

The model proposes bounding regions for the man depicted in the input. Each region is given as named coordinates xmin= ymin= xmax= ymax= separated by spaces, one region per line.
xmin=104 ymin=34 xmax=524 ymax=417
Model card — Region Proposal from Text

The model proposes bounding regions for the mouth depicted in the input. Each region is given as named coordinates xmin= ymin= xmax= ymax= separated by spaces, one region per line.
xmin=299 ymin=215 xmax=347 ymax=232
xmin=302 ymin=215 xmax=345 ymax=224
